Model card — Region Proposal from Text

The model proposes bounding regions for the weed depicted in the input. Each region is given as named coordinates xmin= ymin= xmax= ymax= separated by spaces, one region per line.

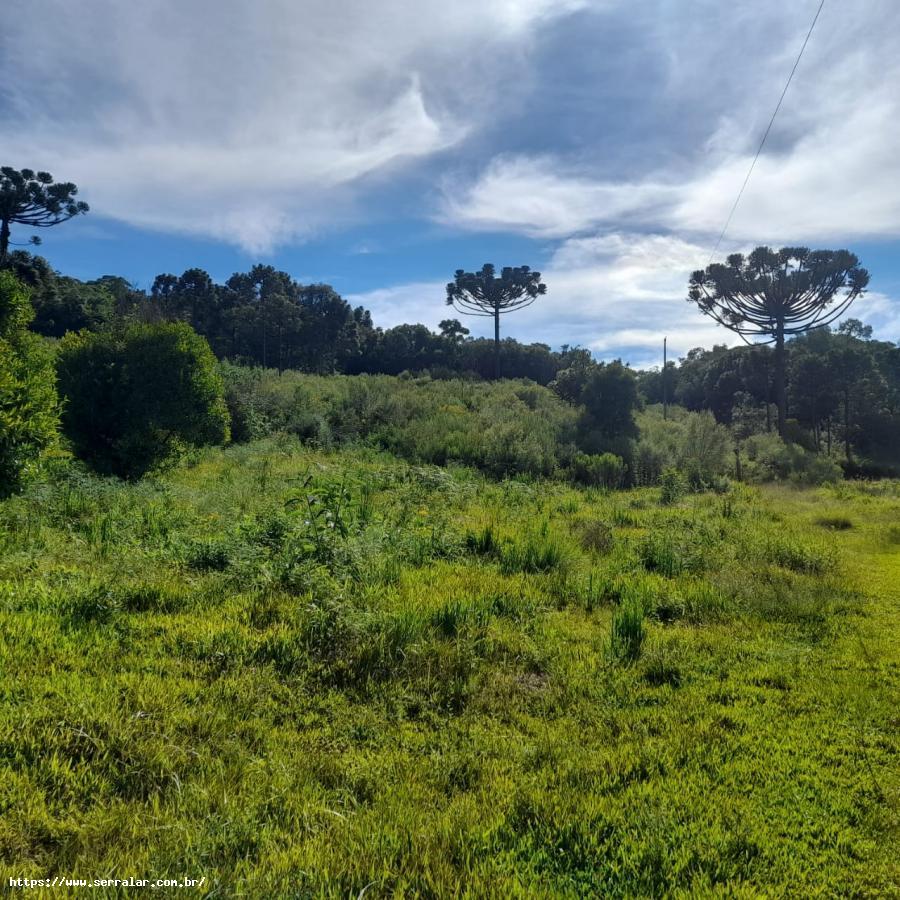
xmin=500 ymin=534 xmax=567 ymax=575
xmin=574 ymin=519 xmax=614 ymax=555
xmin=185 ymin=538 xmax=231 ymax=571
xmin=638 ymin=531 xmax=706 ymax=577
xmin=610 ymin=507 xmax=639 ymax=527
xmin=642 ymin=638 xmax=684 ymax=687
xmin=611 ymin=596 xmax=645 ymax=662
xmin=762 ymin=535 xmax=835 ymax=575
xmin=465 ymin=525 xmax=500 ymax=556
xmin=815 ymin=515 xmax=853 ymax=531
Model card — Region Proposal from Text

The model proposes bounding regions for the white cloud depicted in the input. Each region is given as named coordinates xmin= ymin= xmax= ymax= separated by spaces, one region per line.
xmin=532 ymin=233 xmax=738 ymax=361
xmin=439 ymin=157 xmax=677 ymax=237
xmin=347 ymin=281 xmax=447 ymax=330
xmin=0 ymin=0 xmax=594 ymax=252
xmin=441 ymin=1 xmax=900 ymax=247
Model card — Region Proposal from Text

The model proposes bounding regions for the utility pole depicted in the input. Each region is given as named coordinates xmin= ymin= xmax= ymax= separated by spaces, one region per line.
xmin=662 ymin=336 xmax=668 ymax=421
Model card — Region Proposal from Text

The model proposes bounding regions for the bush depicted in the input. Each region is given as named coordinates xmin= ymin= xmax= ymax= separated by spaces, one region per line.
xmin=571 ymin=452 xmax=627 ymax=489
xmin=0 ymin=272 xmax=59 ymax=496
xmin=219 ymin=363 xmax=272 ymax=442
xmin=632 ymin=441 xmax=668 ymax=486
xmin=678 ymin=411 xmax=732 ymax=489
xmin=742 ymin=434 xmax=842 ymax=485
xmin=499 ymin=532 xmax=567 ymax=575
xmin=638 ymin=531 xmax=702 ymax=577
xmin=575 ymin=519 xmax=614 ymax=554
xmin=57 ymin=322 xmax=230 ymax=478
xmin=215 ymin=368 xmax=578 ymax=479
xmin=634 ymin=407 xmax=733 ymax=488
xmin=659 ymin=468 xmax=686 ymax=505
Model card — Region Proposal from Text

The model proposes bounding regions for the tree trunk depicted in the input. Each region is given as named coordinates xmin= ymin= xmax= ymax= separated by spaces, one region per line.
xmin=493 ymin=306 xmax=501 ymax=380
xmin=0 ymin=218 xmax=9 ymax=265
xmin=774 ymin=325 xmax=787 ymax=437
xmin=262 ymin=311 xmax=267 ymax=369
xmin=844 ymin=387 xmax=852 ymax=463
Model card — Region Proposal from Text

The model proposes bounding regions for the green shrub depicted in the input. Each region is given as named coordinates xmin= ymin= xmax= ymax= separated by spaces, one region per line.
xmin=762 ymin=535 xmax=835 ymax=575
xmin=575 ymin=519 xmax=614 ymax=554
xmin=571 ymin=452 xmax=627 ymax=489
xmin=632 ymin=441 xmax=668 ymax=486
xmin=0 ymin=271 xmax=60 ymax=496
xmin=185 ymin=538 xmax=232 ymax=572
xmin=57 ymin=322 xmax=230 ymax=478
xmin=659 ymin=468 xmax=686 ymax=505
xmin=743 ymin=434 xmax=842 ymax=485
xmin=219 ymin=362 xmax=272 ymax=442
xmin=465 ymin=523 xmax=498 ymax=557
xmin=633 ymin=407 xmax=733 ymax=488
xmin=678 ymin=411 xmax=732 ymax=489
xmin=642 ymin=637 xmax=683 ymax=686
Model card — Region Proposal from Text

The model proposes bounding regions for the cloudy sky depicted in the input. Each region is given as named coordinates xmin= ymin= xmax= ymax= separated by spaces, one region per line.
xmin=2 ymin=0 xmax=898 ymax=366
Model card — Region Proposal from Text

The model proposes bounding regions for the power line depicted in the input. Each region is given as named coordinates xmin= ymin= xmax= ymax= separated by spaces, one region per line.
xmin=707 ymin=0 xmax=826 ymax=265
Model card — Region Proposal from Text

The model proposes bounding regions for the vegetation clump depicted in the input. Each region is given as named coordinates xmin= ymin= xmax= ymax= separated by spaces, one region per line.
xmin=57 ymin=322 xmax=230 ymax=478
xmin=0 ymin=271 xmax=59 ymax=496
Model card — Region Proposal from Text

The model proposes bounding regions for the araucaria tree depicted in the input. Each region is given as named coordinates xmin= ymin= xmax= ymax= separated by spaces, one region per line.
xmin=688 ymin=247 xmax=868 ymax=436
xmin=0 ymin=167 xmax=89 ymax=264
xmin=446 ymin=264 xmax=546 ymax=379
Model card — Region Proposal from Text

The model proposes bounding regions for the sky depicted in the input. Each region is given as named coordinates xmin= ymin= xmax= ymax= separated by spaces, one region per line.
xmin=2 ymin=0 xmax=899 ymax=368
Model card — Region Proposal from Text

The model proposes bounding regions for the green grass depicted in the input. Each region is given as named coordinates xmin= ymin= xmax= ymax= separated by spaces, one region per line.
xmin=1 ymin=438 xmax=898 ymax=895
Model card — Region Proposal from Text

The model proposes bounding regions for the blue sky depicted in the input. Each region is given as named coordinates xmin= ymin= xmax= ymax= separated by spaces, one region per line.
xmin=2 ymin=0 xmax=898 ymax=367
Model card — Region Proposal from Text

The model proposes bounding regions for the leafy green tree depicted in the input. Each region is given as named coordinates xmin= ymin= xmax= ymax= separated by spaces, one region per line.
xmin=57 ymin=322 xmax=230 ymax=479
xmin=31 ymin=277 xmax=115 ymax=337
xmin=1 ymin=167 xmax=88 ymax=264
xmin=688 ymin=247 xmax=868 ymax=436
xmin=675 ymin=344 xmax=773 ymax=427
xmin=0 ymin=271 xmax=59 ymax=495
xmin=446 ymin=264 xmax=546 ymax=379
xmin=553 ymin=358 xmax=640 ymax=460
xmin=836 ymin=318 xmax=872 ymax=340
xmin=439 ymin=319 xmax=470 ymax=342
xmin=826 ymin=337 xmax=879 ymax=464
xmin=2 ymin=249 xmax=56 ymax=291
xmin=579 ymin=360 xmax=640 ymax=445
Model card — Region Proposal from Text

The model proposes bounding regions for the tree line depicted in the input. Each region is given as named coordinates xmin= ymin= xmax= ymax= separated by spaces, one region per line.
xmin=637 ymin=322 xmax=900 ymax=475
xmin=4 ymin=251 xmax=586 ymax=384
xmin=4 ymin=245 xmax=899 ymax=475
xmin=2 ymin=165 xmax=898 ymax=482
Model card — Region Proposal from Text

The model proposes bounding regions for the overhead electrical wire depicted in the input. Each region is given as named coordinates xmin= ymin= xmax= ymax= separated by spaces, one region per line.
xmin=707 ymin=0 xmax=826 ymax=265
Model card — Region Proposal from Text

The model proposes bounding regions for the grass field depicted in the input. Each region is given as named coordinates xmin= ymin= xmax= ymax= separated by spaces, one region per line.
xmin=1 ymin=437 xmax=898 ymax=896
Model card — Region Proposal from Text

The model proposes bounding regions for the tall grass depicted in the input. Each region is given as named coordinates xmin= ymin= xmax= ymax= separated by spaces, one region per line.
xmin=0 ymin=438 xmax=895 ymax=896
